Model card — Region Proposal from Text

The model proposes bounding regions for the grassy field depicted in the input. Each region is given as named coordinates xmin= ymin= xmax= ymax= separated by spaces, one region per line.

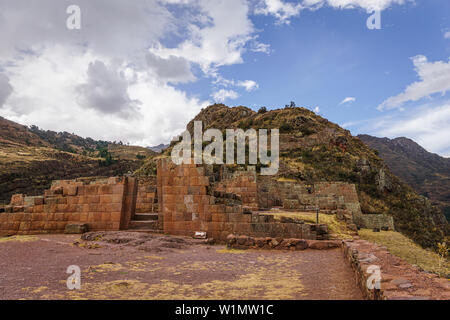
xmin=359 ymin=229 xmax=449 ymax=277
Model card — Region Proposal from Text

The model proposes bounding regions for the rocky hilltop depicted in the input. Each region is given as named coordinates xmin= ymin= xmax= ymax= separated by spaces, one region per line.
xmin=147 ymin=104 xmax=448 ymax=248
xmin=0 ymin=116 xmax=155 ymax=203
xmin=359 ymin=135 xmax=450 ymax=222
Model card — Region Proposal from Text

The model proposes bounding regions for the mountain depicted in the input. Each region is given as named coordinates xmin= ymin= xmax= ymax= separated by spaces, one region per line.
xmin=141 ymin=104 xmax=449 ymax=248
xmin=358 ymin=134 xmax=450 ymax=222
xmin=148 ymin=143 xmax=169 ymax=153
xmin=0 ymin=116 xmax=156 ymax=203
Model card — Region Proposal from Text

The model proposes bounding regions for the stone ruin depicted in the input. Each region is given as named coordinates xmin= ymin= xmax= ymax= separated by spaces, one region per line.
xmin=0 ymin=158 xmax=394 ymax=241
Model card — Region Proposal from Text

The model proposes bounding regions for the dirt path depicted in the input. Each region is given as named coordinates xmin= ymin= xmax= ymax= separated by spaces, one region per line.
xmin=0 ymin=233 xmax=362 ymax=300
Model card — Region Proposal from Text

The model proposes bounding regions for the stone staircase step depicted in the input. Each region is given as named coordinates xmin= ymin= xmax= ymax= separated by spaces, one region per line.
xmin=133 ymin=213 xmax=158 ymax=221
xmin=129 ymin=220 xmax=158 ymax=230
xmin=127 ymin=229 xmax=163 ymax=234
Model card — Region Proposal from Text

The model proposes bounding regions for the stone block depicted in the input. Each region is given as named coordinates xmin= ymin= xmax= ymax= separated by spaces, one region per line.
xmin=65 ymin=223 xmax=88 ymax=234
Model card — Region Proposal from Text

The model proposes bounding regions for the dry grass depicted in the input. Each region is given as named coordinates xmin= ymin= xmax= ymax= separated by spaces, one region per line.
xmin=216 ymin=248 xmax=246 ymax=254
xmin=28 ymin=255 xmax=306 ymax=300
xmin=260 ymin=211 xmax=353 ymax=240
xmin=359 ymin=229 xmax=450 ymax=276
xmin=0 ymin=235 xmax=39 ymax=243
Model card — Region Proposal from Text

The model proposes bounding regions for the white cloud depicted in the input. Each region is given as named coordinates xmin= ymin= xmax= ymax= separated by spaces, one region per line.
xmin=146 ymin=52 xmax=195 ymax=84
xmin=1 ymin=45 xmax=209 ymax=146
xmin=340 ymin=97 xmax=356 ymax=105
xmin=213 ymin=76 xmax=259 ymax=93
xmin=255 ymin=0 xmax=303 ymax=24
xmin=153 ymin=0 xmax=255 ymax=74
xmin=444 ymin=31 xmax=450 ymax=39
xmin=378 ymin=56 xmax=450 ymax=110
xmin=0 ymin=0 xmax=261 ymax=145
xmin=211 ymin=89 xmax=239 ymax=102
xmin=238 ymin=80 xmax=259 ymax=92
xmin=368 ymin=104 xmax=450 ymax=156
xmin=251 ymin=41 xmax=272 ymax=54
xmin=0 ymin=73 xmax=12 ymax=107
xmin=301 ymin=0 xmax=408 ymax=12
xmin=76 ymin=60 xmax=141 ymax=118
xmin=254 ymin=0 xmax=409 ymax=24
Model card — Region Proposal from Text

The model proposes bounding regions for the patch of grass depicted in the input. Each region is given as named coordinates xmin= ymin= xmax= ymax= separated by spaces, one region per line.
xmin=260 ymin=211 xmax=353 ymax=240
xmin=216 ymin=248 xmax=246 ymax=254
xmin=37 ymin=255 xmax=306 ymax=300
xmin=0 ymin=235 xmax=39 ymax=243
xmin=359 ymin=229 xmax=450 ymax=276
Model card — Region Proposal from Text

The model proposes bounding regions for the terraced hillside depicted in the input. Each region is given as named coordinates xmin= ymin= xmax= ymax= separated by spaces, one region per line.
xmin=0 ymin=116 xmax=156 ymax=203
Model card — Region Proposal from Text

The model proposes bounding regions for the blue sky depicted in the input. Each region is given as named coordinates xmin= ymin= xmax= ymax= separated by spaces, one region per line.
xmin=0 ymin=0 xmax=449 ymax=156
xmin=178 ymin=0 xmax=450 ymax=156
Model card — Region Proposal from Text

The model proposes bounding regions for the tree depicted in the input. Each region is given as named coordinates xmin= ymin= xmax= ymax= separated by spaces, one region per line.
xmin=258 ymin=106 xmax=267 ymax=114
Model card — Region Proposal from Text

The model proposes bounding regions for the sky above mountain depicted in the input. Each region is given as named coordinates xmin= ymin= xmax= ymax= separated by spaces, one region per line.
xmin=0 ymin=0 xmax=449 ymax=156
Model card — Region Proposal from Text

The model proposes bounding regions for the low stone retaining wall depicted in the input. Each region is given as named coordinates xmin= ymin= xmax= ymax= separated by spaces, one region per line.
xmin=342 ymin=239 xmax=450 ymax=300
xmin=353 ymin=214 xmax=394 ymax=231
xmin=226 ymin=234 xmax=341 ymax=250
xmin=0 ymin=177 xmax=136 ymax=236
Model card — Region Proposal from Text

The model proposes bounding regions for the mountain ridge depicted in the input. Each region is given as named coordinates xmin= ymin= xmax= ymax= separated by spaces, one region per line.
xmin=358 ymin=134 xmax=450 ymax=222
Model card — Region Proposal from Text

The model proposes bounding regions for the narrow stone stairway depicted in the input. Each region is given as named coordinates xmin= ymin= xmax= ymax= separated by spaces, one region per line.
xmin=128 ymin=213 xmax=160 ymax=232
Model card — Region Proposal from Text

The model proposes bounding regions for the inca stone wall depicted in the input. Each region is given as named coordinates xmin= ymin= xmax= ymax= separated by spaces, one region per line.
xmin=135 ymin=177 xmax=158 ymax=214
xmin=0 ymin=177 xmax=136 ymax=236
xmin=258 ymin=178 xmax=361 ymax=217
xmin=1 ymin=158 xmax=374 ymax=240
xmin=214 ymin=167 xmax=258 ymax=211
xmin=156 ymin=158 xmax=328 ymax=241
xmin=354 ymin=214 xmax=394 ymax=230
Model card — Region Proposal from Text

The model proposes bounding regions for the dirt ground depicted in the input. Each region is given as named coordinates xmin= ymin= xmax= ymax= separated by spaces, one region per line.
xmin=0 ymin=232 xmax=363 ymax=300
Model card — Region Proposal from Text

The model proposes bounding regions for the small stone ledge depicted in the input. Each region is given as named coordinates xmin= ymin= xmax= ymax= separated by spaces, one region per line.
xmin=342 ymin=239 xmax=450 ymax=300
xmin=226 ymin=234 xmax=340 ymax=251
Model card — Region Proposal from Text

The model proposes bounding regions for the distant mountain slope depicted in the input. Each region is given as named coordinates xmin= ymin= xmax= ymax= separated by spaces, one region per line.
xmin=140 ymin=104 xmax=448 ymax=248
xmin=148 ymin=143 xmax=169 ymax=153
xmin=358 ymin=135 xmax=450 ymax=221
xmin=0 ymin=116 xmax=155 ymax=203
xmin=0 ymin=116 xmax=48 ymax=148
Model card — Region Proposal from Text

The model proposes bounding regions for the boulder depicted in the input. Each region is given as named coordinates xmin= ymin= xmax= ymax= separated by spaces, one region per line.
xmin=64 ymin=223 xmax=88 ymax=234
xmin=237 ymin=235 xmax=248 ymax=245
xmin=307 ymin=240 xmax=340 ymax=250
xmin=226 ymin=234 xmax=236 ymax=246
xmin=295 ymin=239 xmax=308 ymax=251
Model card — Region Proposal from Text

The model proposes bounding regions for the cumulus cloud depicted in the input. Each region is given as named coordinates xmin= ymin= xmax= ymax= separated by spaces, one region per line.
xmin=0 ymin=0 xmax=262 ymax=145
xmin=1 ymin=45 xmax=208 ymax=146
xmin=0 ymin=0 xmax=173 ymax=59
xmin=340 ymin=97 xmax=356 ymax=105
xmin=212 ymin=89 xmax=239 ymax=102
xmin=153 ymin=0 xmax=255 ymax=74
xmin=0 ymin=73 xmax=13 ymax=107
xmin=378 ymin=56 xmax=450 ymax=110
xmin=76 ymin=61 xmax=140 ymax=117
xmin=146 ymin=52 xmax=195 ymax=83
xmin=255 ymin=0 xmax=303 ymax=24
